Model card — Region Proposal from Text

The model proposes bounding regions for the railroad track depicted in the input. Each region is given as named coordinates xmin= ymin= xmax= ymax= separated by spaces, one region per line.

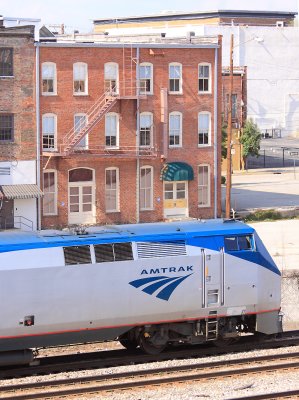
xmin=1 ymin=330 xmax=298 ymax=380
xmin=0 ymin=351 xmax=299 ymax=399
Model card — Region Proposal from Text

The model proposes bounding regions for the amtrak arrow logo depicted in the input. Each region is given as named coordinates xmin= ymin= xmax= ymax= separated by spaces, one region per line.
xmin=129 ymin=274 xmax=193 ymax=301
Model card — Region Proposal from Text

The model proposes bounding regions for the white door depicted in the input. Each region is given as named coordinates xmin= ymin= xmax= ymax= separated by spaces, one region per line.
xmin=68 ymin=183 xmax=95 ymax=225
xmin=163 ymin=181 xmax=188 ymax=218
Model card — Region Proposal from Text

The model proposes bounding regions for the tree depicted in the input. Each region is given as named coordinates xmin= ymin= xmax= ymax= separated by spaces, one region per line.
xmin=239 ymin=119 xmax=261 ymax=169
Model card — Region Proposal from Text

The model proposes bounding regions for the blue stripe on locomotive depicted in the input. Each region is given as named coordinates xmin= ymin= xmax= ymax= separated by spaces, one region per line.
xmin=0 ymin=220 xmax=280 ymax=275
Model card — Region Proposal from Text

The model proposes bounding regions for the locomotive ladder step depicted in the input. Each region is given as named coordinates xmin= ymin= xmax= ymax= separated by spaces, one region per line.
xmin=206 ymin=319 xmax=218 ymax=341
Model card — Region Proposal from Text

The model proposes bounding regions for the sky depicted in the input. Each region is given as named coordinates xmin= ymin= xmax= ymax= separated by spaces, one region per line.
xmin=1 ymin=0 xmax=298 ymax=33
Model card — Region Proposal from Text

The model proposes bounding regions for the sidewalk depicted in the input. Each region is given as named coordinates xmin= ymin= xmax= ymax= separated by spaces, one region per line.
xmin=222 ymin=167 xmax=299 ymax=212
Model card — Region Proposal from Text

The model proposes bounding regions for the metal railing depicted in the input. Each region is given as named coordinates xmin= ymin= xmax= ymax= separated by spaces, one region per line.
xmin=0 ymin=215 xmax=33 ymax=231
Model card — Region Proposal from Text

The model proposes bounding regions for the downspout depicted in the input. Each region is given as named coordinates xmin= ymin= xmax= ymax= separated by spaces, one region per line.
xmin=136 ymin=46 xmax=140 ymax=223
xmin=213 ymin=46 xmax=218 ymax=219
xmin=35 ymin=42 xmax=41 ymax=230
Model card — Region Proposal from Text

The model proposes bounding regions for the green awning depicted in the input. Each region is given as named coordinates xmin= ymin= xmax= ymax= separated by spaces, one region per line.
xmin=160 ymin=162 xmax=194 ymax=181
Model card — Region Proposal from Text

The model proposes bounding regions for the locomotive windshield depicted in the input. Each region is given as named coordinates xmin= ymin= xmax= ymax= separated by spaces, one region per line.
xmin=224 ymin=235 xmax=254 ymax=252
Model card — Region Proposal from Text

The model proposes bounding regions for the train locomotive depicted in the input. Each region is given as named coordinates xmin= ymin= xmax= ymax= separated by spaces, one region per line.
xmin=0 ymin=219 xmax=282 ymax=364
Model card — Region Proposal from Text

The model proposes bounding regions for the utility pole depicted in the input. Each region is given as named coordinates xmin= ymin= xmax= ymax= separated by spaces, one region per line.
xmin=225 ymin=34 xmax=234 ymax=219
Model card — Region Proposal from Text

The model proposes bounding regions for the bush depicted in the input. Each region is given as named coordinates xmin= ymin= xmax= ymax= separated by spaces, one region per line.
xmin=221 ymin=176 xmax=226 ymax=184
xmin=244 ymin=209 xmax=282 ymax=222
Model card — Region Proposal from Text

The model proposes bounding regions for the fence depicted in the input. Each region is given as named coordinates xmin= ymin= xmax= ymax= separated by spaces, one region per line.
xmin=246 ymin=147 xmax=299 ymax=169
xmin=281 ymin=271 xmax=299 ymax=330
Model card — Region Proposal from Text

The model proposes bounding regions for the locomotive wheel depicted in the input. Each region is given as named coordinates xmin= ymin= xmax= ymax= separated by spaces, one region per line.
xmin=119 ymin=338 xmax=138 ymax=351
xmin=138 ymin=335 xmax=166 ymax=355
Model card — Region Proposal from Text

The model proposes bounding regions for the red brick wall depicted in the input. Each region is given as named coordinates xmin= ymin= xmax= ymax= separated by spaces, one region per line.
xmin=40 ymin=39 xmax=222 ymax=228
xmin=0 ymin=32 xmax=36 ymax=161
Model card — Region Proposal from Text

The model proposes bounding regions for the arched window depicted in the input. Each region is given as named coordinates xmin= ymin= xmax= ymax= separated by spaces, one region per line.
xmin=139 ymin=62 xmax=153 ymax=94
xmin=105 ymin=167 xmax=119 ymax=212
xmin=198 ymin=164 xmax=210 ymax=207
xmin=104 ymin=62 xmax=119 ymax=94
xmin=73 ymin=62 xmax=88 ymax=94
xmin=169 ymin=63 xmax=182 ymax=93
xmin=140 ymin=112 xmax=153 ymax=147
xmin=169 ymin=111 xmax=182 ymax=147
xmin=42 ymin=113 xmax=57 ymax=151
xmin=42 ymin=62 xmax=57 ymax=94
xmin=105 ymin=112 xmax=119 ymax=148
xmin=140 ymin=166 xmax=153 ymax=210
xmin=43 ymin=169 xmax=57 ymax=215
xmin=198 ymin=112 xmax=211 ymax=146
xmin=198 ymin=63 xmax=211 ymax=93
xmin=74 ymin=113 xmax=88 ymax=149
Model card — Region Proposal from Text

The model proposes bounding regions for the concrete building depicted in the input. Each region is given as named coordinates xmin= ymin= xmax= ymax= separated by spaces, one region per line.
xmin=92 ymin=9 xmax=299 ymax=138
xmin=0 ymin=24 xmax=42 ymax=231
xmin=38 ymin=34 xmax=222 ymax=228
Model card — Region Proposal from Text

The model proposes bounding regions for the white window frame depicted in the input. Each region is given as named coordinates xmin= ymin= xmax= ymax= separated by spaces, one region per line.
xmin=198 ymin=164 xmax=210 ymax=207
xmin=198 ymin=111 xmax=211 ymax=147
xmin=169 ymin=111 xmax=182 ymax=147
xmin=104 ymin=62 xmax=119 ymax=94
xmin=42 ymin=113 xmax=57 ymax=151
xmin=43 ymin=169 xmax=57 ymax=215
xmin=139 ymin=112 xmax=153 ymax=148
xmin=73 ymin=62 xmax=88 ymax=95
xmin=74 ymin=113 xmax=88 ymax=149
xmin=42 ymin=62 xmax=57 ymax=95
xmin=105 ymin=112 xmax=119 ymax=148
xmin=105 ymin=167 xmax=120 ymax=212
xmin=140 ymin=165 xmax=153 ymax=210
xmin=198 ymin=63 xmax=211 ymax=94
xmin=139 ymin=62 xmax=153 ymax=94
xmin=169 ymin=63 xmax=182 ymax=94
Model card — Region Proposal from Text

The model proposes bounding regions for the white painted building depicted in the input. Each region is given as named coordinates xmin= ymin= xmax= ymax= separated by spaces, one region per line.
xmin=0 ymin=161 xmax=41 ymax=231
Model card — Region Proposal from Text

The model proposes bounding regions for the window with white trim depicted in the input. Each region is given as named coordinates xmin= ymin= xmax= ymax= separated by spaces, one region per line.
xmin=104 ymin=62 xmax=118 ymax=94
xmin=105 ymin=113 xmax=119 ymax=148
xmin=43 ymin=170 xmax=57 ymax=215
xmin=198 ymin=63 xmax=211 ymax=93
xmin=139 ymin=63 xmax=153 ymax=94
xmin=198 ymin=112 xmax=211 ymax=146
xmin=198 ymin=164 xmax=210 ymax=207
xmin=74 ymin=114 xmax=88 ymax=149
xmin=140 ymin=166 xmax=153 ymax=210
xmin=73 ymin=62 xmax=88 ymax=94
xmin=169 ymin=112 xmax=182 ymax=147
xmin=140 ymin=112 xmax=152 ymax=147
xmin=42 ymin=62 xmax=56 ymax=94
xmin=0 ymin=48 xmax=13 ymax=76
xmin=105 ymin=167 xmax=119 ymax=212
xmin=169 ymin=63 xmax=182 ymax=93
xmin=42 ymin=113 xmax=57 ymax=150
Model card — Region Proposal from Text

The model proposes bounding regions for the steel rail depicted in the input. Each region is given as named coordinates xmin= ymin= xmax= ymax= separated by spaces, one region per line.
xmin=0 ymin=352 xmax=299 ymax=400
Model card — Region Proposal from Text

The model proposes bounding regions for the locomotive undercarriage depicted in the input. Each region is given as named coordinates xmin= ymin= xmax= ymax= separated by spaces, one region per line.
xmin=119 ymin=315 xmax=257 ymax=354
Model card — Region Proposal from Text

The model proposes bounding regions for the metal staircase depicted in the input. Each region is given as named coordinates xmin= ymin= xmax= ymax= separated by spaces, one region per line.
xmin=61 ymin=91 xmax=118 ymax=155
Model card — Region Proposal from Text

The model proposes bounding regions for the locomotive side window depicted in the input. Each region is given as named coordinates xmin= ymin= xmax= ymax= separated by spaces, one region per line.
xmin=64 ymin=245 xmax=91 ymax=265
xmin=224 ymin=235 xmax=254 ymax=252
xmin=94 ymin=242 xmax=133 ymax=263
xmin=224 ymin=237 xmax=238 ymax=251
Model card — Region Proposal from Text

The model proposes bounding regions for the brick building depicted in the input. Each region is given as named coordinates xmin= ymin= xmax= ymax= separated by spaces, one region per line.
xmin=0 ymin=24 xmax=42 ymax=230
xmin=38 ymin=35 xmax=222 ymax=228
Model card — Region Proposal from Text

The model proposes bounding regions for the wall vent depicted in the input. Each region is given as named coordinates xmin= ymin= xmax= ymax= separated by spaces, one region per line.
xmin=137 ymin=241 xmax=186 ymax=258
xmin=0 ymin=167 xmax=10 ymax=175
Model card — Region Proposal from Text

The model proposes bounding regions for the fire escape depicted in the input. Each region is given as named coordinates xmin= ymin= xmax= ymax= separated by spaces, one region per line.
xmin=42 ymin=46 xmax=157 ymax=166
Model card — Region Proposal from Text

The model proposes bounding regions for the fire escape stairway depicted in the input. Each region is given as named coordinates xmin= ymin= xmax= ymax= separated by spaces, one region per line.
xmin=61 ymin=91 xmax=118 ymax=155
